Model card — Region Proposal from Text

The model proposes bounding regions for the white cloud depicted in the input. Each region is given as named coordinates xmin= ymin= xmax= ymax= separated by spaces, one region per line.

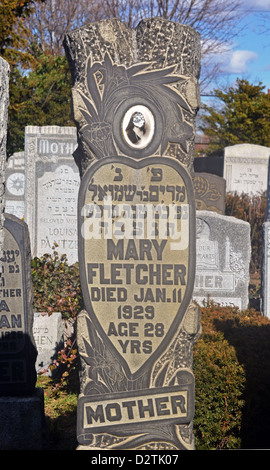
xmin=244 ymin=0 xmax=270 ymax=9
xmin=223 ymin=50 xmax=258 ymax=74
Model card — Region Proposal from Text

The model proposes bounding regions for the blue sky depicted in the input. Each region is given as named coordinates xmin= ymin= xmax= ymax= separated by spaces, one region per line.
xmin=208 ymin=0 xmax=270 ymax=92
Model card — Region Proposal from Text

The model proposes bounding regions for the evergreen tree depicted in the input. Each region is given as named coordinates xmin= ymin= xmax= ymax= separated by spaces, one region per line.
xmin=199 ymin=79 xmax=270 ymax=156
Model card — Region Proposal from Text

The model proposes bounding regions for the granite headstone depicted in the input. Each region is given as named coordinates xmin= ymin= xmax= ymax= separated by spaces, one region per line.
xmin=192 ymin=172 xmax=226 ymax=214
xmin=193 ymin=210 xmax=250 ymax=309
xmin=24 ymin=126 xmax=79 ymax=264
xmin=5 ymin=152 xmax=25 ymax=219
xmin=0 ymin=214 xmax=37 ymax=395
xmin=33 ymin=312 xmax=64 ymax=375
xmin=224 ymin=143 xmax=270 ymax=195
xmin=64 ymin=17 xmax=201 ymax=450
xmin=260 ymin=157 xmax=270 ymax=318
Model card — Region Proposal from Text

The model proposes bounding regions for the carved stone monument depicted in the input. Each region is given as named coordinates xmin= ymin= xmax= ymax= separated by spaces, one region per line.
xmin=192 ymin=172 xmax=226 ymax=214
xmin=224 ymin=143 xmax=270 ymax=195
xmin=24 ymin=126 xmax=79 ymax=264
xmin=64 ymin=17 xmax=201 ymax=450
xmin=0 ymin=57 xmax=9 ymax=260
xmin=261 ymin=157 xmax=270 ymax=318
xmin=193 ymin=211 xmax=250 ymax=309
xmin=5 ymin=152 xmax=25 ymax=220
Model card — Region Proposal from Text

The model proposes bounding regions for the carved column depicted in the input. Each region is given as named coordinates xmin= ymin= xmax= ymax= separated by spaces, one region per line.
xmin=64 ymin=17 xmax=201 ymax=451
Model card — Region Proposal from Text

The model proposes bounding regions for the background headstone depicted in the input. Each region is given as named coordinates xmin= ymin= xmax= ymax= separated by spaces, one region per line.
xmin=64 ymin=17 xmax=201 ymax=451
xmin=33 ymin=312 xmax=64 ymax=376
xmin=194 ymin=210 xmax=251 ymax=309
xmin=5 ymin=152 xmax=25 ymax=219
xmin=192 ymin=172 xmax=226 ymax=214
xmin=0 ymin=57 xmax=9 ymax=258
xmin=224 ymin=143 xmax=270 ymax=195
xmin=1 ymin=214 xmax=37 ymax=396
xmin=260 ymin=157 xmax=270 ymax=318
xmin=24 ymin=126 xmax=79 ymax=264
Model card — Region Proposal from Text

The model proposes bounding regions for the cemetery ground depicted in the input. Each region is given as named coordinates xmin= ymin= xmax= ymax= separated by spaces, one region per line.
xmin=34 ymin=258 xmax=270 ymax=450
xmin=30 ymin=193 xmax=270 ymax=450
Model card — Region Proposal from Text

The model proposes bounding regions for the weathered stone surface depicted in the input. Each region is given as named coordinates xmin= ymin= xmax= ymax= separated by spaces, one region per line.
xmin=63 ymin=17 xmax=201 ymax=176
xmin=24 ymin=126 xmax=79 ymax=263
xmin=5 ymin=152 xmax=25 ymax=219
xmin=64 ymin=18 xmax=201 ymax=450
xmin=194 ymin=210 xmax=251 ymax=309
xmin=0 ymin=57 xmax=9 ymax=258
xmin=224 ymin=143 xmax=270 ymax=195
xmin=0 ymin=388 xmax=45 ymax=450
xmin=192 ymin=172 xmax=226 ymax=214
xmin=0 ymin=214 xmax=37 ymax=396
xmin=33 ymin=312 xmax=64 ymax=376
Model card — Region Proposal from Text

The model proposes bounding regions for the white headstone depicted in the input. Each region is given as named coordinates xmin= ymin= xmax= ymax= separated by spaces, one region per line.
xmin=33 ymin=312 xmax=64 ymax=376
xmin=193 ymin=210 xmax=251 ymax=309
xmin=5 ymin=152 xmax=25 ymax=219
xmin=24 ymin=126 xmax=79 ymax=264
xmin=224 ymin=143 xmax=270 ymax=195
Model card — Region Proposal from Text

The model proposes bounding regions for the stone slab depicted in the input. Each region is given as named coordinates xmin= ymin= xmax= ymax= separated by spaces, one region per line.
xmin=5 ymin=152 xmax=25 ymax=220
xmin=0 ymin=387 xmax=45 ymax=450
xmin=193 ymin=210 xmax=251 ymax=309
xmin=0 ymin=214 xmax=37 ymax=396
xmin=224 ymin=143 xmax=270 ymax=195
xmin=24 ymin=126 xmax=79 ymax=264
xmin=33 ymin=312 xmax=64 ymax=375
xmin=192 ymin=172 xmax=226 ymax=214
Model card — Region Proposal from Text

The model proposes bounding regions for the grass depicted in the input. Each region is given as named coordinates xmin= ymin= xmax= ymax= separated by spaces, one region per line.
xmin=37 ymin=375 xmax=78 ymax=450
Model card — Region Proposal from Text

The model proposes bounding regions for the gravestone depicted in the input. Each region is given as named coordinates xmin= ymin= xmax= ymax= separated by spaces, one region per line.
xmin=64 ymin=17 xmax=201 ymax=450
xmin=193 ymin=210 xmax=250 ymax=309
xmin=5 ymin=152 xmax=25 ymax=219
xmin=24 ymin=126 xmax=79 ymax=264
xmin=1 ymin=214 xmax=37 ymax=395
xmin=0 ymin=57 xmax=9 ymax=259
xmin=192 ymin=172 xmax=226 ymax=214
xmin=224 ymin=143 xmax=270 ymax=195
xmin=0 ymin=57 xmax=45 ymax=450
xmin=33 ymin=312 xmax=64 ymax=375
xmin=261 ymin=158 xmax=270 ymax=318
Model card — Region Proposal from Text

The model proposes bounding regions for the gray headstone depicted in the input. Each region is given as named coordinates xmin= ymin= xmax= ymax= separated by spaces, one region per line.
xmin=64 ymin=17 xmax=201 ymax=451
xmin=24 ymin=126 xmax=79 ymax=264
xmin=224 ymin=143 xmax=270 ymax=195
xmin=0 ymin=214 xmax=37 ymax=396
xmin=192 ymin=172 xmax=226 ymax=214
xmin=33 ymin=312 xmax=64 ymax=375
xmin=5 ymin=152 xmax=25 ymax=219
xmin=260 ymin=157 xmax=270 ymax=318
xmin=0 ymin=57 xmax=9 ymax=257
xmin=193 ymin=210 xmax=251 ymax=309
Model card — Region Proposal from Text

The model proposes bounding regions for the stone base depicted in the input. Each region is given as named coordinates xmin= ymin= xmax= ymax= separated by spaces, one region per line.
xmin=0 ymin=388 xmax=46 ymax=450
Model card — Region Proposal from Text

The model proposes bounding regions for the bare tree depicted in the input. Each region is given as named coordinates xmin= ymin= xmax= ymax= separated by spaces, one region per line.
xmin=25 ymin=0 xmax=246 ymax=88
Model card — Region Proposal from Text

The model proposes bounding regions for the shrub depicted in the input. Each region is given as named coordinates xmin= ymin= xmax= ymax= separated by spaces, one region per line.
xmin=31 ymin=244 xmax=83 ymax=320
xmin=193 ymin=304 xmax=270 ymax=449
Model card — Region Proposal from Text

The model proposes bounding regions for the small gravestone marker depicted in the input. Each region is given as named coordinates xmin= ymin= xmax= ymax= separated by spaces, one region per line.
xmin=194 ymin=210 xmax=250 ymax=309
xmin=261 ymin=157 xmax=270 ymax=318
xmin=224 ymin=143 xmax=270 ymax=195
xmin=5 ymin=152 xmax=25 ymax=219
xmin=0 ymin=214 xmax=37 ymax=395
xmin=24 ymin=126 xmax=79 ymax=264
xmin=0 ymin=56 xmax=44 ymax=450
xmin=33 ymin=312 xmax=64 ymax=375
xmin=192 ymin=172 xmax=226 ymax=214
xmin=64 ymin=17 xmax=201 ymax=450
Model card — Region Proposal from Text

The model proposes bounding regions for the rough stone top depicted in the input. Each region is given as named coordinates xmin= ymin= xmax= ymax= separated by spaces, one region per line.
xmin=196 ymin=209 xmax=250 ymax=228
xmin=224 ymin=143 xmax=270 ymax=158
xmin=64 ymin=17 xmax=201 ymax=84
xmin=25 ymin=125 xmax=77 ymax=136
